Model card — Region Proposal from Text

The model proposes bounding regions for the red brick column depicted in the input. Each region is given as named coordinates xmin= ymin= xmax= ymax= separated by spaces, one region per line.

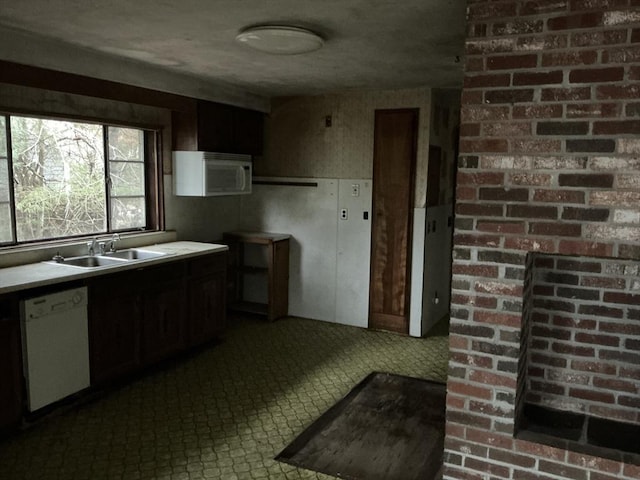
xmin=446 ymin=1 xmax=640 ymax=478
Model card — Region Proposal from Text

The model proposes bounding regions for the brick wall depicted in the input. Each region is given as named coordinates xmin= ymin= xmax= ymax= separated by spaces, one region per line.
xmin=527 ymin=254 xmax=640 ymax=425
xmin=446 ymin=1 xmax=640 ymax=478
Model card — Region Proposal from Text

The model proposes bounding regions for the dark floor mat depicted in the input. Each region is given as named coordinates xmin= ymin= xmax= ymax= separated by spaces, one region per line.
xmin=276 ymin=371 xmax=446 ymax=480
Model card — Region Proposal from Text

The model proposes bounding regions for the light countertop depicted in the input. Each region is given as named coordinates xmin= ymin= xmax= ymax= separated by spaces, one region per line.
xmin=0 ymin=241 xmax=228 ymax=295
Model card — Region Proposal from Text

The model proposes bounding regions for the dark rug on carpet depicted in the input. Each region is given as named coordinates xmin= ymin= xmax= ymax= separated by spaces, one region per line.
xmin=276 ymin=371 xmax=446 ymax=480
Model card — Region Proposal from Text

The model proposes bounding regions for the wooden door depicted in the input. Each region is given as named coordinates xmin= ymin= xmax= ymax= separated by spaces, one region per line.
xmin=369 ymin=109 xmax=418 ymax=334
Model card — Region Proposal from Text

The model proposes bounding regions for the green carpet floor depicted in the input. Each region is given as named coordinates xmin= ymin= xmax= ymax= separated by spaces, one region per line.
xmin=0 ymin=315 xmax=448 ymax=479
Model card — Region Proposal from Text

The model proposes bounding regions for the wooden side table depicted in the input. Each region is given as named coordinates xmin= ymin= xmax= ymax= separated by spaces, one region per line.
xmin=223 ymin=231 xmax=290 ymax=321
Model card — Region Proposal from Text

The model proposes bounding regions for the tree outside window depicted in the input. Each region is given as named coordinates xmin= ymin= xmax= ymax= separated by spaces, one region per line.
xmin=0 ymin=115 xmax=151 ymax=245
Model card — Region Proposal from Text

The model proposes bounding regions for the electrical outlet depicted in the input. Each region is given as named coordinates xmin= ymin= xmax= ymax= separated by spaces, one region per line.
xmin=340 ymin=208 xmax=348 ymax=220
xmin=351 ymin=184 xmax=360 ymax=197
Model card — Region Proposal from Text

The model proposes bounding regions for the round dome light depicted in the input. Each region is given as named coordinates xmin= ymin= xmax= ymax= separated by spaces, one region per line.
xmin=235 ymin=25 xmax=324 ymax=55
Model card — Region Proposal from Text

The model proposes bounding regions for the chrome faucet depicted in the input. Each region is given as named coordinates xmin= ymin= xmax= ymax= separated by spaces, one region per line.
xmin=104 ymin=233 xmax=120 ymax=253
xmin=87 ymin=237 xmax=98 ymax=256
xmin=88 ymin=234 xmax=120 ymax=255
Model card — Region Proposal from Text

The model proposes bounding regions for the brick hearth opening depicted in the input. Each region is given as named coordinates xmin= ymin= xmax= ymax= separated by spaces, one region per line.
xmin=517 ymin=253 xmax=640 ymax=463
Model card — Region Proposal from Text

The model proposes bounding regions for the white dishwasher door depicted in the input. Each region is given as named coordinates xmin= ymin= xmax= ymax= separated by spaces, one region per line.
xmin=22 ymin=286 xmax=90 ymax=412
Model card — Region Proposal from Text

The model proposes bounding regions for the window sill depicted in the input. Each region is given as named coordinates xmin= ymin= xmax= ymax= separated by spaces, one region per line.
xmin=0 ymin=231 xmax=178 ymax=269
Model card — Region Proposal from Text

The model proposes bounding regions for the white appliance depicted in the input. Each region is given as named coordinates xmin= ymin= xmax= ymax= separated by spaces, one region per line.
xmin=21 ymin=286 xmax=90 ymax=412
xmin=173 ymin=151 xmax=252 ymax=196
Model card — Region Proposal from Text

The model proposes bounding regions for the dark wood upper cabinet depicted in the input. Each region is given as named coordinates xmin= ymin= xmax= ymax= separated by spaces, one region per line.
xmin=196 ymin=101 xmax=235 ymax=152
xmin=173 ymin=100 xmax=264 ymax=156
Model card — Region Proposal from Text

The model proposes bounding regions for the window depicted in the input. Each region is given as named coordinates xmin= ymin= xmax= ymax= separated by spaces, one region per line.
xmin=108 ymin=127 xmax=147 ymax=230
xmin=0 ymin=117 xmax=11 ymax=243
xmin=0 ymin=114 xmax=160 ymax=246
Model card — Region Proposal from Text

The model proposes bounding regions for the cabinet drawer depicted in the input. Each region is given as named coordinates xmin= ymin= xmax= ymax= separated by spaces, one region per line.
xmin=90 ymin=270 xmax=141 ymax=298
xmin=138 ymin=261 xmax=186 ymax=284
xmin=188 ymin=253 xmax=226 ymax=277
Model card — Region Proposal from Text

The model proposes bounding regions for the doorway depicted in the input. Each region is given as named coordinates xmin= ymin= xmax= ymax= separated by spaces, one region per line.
xmin=368 ymin=108 xmax=418 ymax=334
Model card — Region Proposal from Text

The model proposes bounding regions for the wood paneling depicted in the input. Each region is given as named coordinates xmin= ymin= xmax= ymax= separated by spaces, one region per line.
xmin=0 ymin=60 xmax=193 ymax=112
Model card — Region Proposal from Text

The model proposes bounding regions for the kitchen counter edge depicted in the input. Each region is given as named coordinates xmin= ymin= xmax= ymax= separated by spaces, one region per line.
xmin=0 ymin=241 xmax=229 ymax=296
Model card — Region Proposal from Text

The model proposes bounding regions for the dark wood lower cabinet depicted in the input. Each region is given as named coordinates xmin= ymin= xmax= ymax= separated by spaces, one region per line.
xmin=88 ymin=252 xmax=226 ymax=387
xmin=188 ymin=253 xmax=226 ymax=346
xmin=89 ymin=286 xmax=141 ymax=386
xmin=188 ymin=271 xmax=226 ymax=345
xmin=141 ymin=280 xmax=186 ymax=366
xmin=0 ymin=296 xmax=22 ymax=433
xmin=0 ymin=251 xmax=226 ymax=431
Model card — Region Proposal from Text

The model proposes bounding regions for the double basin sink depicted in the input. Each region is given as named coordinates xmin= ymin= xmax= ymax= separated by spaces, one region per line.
xmin=44 ymin=248 xmax=168 ymax=269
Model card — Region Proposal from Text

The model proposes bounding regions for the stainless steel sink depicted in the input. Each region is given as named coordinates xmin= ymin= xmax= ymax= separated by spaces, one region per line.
xmin=43 ymin=247 xmax=168 ymax=269
xmin=102 ymin=248 xmax=167 ymax=260
xmin=45 ymin=255 xmax=129 ymax=268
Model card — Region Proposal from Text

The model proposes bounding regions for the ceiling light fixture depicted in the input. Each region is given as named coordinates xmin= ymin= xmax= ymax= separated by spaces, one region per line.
xmin=235 ymin=25 xmax=324 ymax=55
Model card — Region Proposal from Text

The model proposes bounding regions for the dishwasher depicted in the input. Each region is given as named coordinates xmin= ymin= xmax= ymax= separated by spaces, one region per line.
xmin=21 ymin=286 xmax=90 ymax=412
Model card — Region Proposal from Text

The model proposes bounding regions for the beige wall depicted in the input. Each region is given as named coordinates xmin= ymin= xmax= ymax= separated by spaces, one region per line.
xmin=256 ymin=87 xmax=432 ymax=207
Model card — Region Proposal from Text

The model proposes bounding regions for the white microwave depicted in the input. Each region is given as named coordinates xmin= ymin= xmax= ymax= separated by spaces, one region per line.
xmin=173 ymin=151 xmax=252 ymax=196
